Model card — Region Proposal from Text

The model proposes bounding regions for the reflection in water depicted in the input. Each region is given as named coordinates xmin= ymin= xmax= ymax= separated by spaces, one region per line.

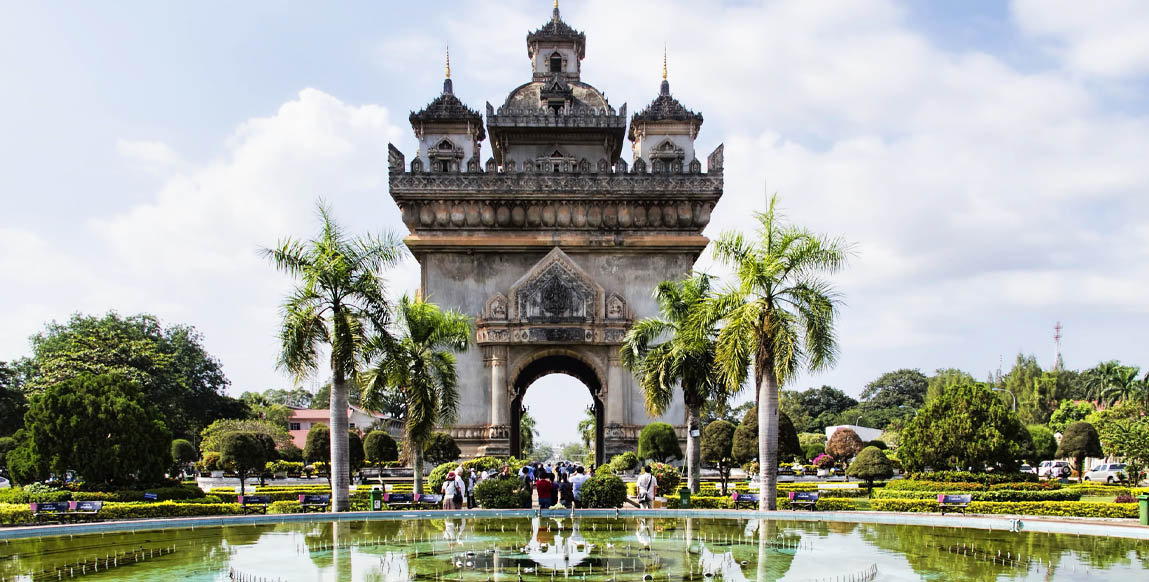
xmin=0 ymin=516 xmax=1144 ymax=581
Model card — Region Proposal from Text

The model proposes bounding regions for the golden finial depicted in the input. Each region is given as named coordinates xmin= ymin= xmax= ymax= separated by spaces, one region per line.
xmin=662 ymin=45 xmax=668 ymax=80
xmin=554 ymin=0 xmax=559 ymax=9
xmin=445 ymin=45 xmax=451 ymax=79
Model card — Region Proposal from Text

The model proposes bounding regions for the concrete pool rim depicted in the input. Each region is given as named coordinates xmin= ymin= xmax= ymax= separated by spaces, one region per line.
xmin=1 ymin=508 xmax=1145 ymax=542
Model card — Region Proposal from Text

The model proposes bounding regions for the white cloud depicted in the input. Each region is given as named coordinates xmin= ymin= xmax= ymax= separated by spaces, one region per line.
xmin=116 ymin=139 xmax=185 ymax=174
xmin=1013 ymin=0 xmax=1149 ymax=78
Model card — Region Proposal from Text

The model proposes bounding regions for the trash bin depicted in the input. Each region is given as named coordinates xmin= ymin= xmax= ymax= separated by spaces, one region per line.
xmin=370 ymin=486 xmax=384 ymax=511
xmin=1138 ymin=495 xmax=1148 ymax=526
xmin=679 ymin=487 xmax=691 ymax=509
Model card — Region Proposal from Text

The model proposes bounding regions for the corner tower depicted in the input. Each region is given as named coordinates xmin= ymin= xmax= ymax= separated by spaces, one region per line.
xmin=388 ymin=5 xmax=724 ymax=463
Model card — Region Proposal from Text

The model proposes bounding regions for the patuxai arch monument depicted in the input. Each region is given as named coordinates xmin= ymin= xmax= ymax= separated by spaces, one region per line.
xmin=387 ymin=4 xmax=724 ymax=465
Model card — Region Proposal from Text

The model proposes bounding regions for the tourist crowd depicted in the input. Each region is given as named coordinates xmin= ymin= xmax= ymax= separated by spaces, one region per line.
xmin=439 ymin=461 xmax=661 ymax=510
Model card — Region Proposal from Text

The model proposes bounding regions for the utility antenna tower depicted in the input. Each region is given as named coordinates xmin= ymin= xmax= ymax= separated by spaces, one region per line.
xmin=1053 ymin=321 xmax=1064 ymax=371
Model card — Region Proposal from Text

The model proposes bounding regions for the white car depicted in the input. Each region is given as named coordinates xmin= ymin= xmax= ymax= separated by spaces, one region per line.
xmin=1083 ymin=463 xmax=1127 ymax=483
xmin=1019 ymin=464 xmax=1036 ymax=475
xmin=0 ymin=476 xmax=10 ymax=489
xmin=1037 ymin=461 xmax=1071 ymax=479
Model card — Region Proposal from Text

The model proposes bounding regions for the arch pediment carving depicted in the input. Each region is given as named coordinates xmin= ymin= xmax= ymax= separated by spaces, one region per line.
xmin=509 ymin=247 xmax=603 ymax=322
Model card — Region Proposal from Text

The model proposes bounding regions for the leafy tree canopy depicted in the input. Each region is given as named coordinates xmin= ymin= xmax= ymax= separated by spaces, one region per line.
xmin=846 ymin=446 xmax=894 ymax=486
xmin=171 ymin=439 xmax=197 ymax=464
xmin=200 ymin=418 xmax=293 ymax=455
xmin=897 ymin=383 xmax=1030 ymax=472
xmin=863 ymin=369 xmax=927 ymax=410
xmin=781 ymin=385 xmax=856 ymax=432
xmin=925 ymin=368 xmax=977 ymax=402
xmin=363 ymin=431 xmax=399 ymax=465
xmin=560 ymin=442 xmax=589 ymax=463
xmin=1056 ymin=421 xmax=1103 ymax=476
xmin=0 ymin=361 xmax=28 ymax=437
xmin=303 ymin=423 xmax=331 ymax=464
xmin=219 ymin=432 xmax=273 ymax=496
xmin=21 ymin=313 xmax=247 ymax=439
xmin=826 ymin=428 xmax=864 ymax=462
xmin=732 ymin=406 xmax=800 ymax=464
xmin=1049 ymin=400 xmax=1095 ymax=434
xmin=1025 ymin=425 xmax=1057 ymax=465
xmin=18 ymin=373 xmax=171 ymax=487
xmin=701 ymin=419 xmax=737 ymax=494
xmin=638 ymin=422 xmax=682 ymax=463
xmin=1098 ymin=418 xmax=1149 ymax=485
xmin=423 ymin=431 xmax=461 ymax=466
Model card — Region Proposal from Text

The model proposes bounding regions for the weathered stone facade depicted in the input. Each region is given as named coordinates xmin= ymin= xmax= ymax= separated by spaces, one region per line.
xmin=388 ymin=4 xmax=723 ymax=463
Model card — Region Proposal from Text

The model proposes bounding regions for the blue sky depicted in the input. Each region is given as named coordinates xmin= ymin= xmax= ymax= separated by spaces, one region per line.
xmin=3 ymin=1 xmax=1149 ymax=446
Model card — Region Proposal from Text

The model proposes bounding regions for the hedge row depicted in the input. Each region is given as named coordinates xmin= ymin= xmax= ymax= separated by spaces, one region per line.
xmin=904 ymin=471 xmax=1038 ymax=485
xmin=0 ymin=501 xmax=243 ymax=525
xmin=1064 ymin=484 xmax=1133 ymax=497
xmin=0 ymin=486 xmax=204 ymax=504
xmin=664 ymin=496 xmax=858 ymax=511
xmin=872 ymin=489 xmax=1083 ymax=502
xmin=870 ymin=498 xmax=1137 ymax=518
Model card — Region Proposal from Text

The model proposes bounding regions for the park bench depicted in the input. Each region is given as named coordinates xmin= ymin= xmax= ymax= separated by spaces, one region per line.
xmin=30 ymin=501 xmax=104 ymax=522
xmin=937 ymin=494 xmax=972 ymax=515
xmin=415 ymin=493 xmax=443 ymax=509
xmin=298 ymin=494 xmax=330 ymax=513
xmin=238 ymin=495 xmax=271 ymax=515
xmin=731 ymin=493 xmax=760 ymax=510
xmin=383 ymin=492 xmax=415 ymax=508
xmin=787 ymin=491 xmax=819 ymax=511
xmin=143 ymin=492 xmax=159 ymax=502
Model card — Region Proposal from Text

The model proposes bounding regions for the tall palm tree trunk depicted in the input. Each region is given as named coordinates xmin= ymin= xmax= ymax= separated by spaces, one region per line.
xmin=758 ymin=372 xmax=780 ymax=511
xmin=686 ymin=402 xmax=702 ymax=493
xmin=412 ymin=442 xmax=424 ymax=495
xmin=330 ymin=371 xmax=350 ymax=512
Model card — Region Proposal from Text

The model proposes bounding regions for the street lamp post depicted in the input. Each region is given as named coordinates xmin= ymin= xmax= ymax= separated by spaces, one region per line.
xmin=991 ymin=388 xmax=1018 ymax=412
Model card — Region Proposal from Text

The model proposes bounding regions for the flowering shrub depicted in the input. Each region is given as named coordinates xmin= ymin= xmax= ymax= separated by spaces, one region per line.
xmin=813 ymin=454 xmax=835 ymax=469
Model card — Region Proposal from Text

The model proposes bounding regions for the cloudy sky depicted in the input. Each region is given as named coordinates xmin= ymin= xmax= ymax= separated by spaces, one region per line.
xmin=3 ymin=1 xmax=1148 ymax=446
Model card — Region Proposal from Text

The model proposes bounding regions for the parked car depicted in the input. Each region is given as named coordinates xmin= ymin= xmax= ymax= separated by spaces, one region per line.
xmin=1082 ymin=463 xmax=1127 ymax=483
xmin=1019 ymin=464 xmax=1036 ymax=475
xmin=0 ymin=476 xmax=10 ymax=489
xmin=1037 ymin=461 xmax=1071 ymax=478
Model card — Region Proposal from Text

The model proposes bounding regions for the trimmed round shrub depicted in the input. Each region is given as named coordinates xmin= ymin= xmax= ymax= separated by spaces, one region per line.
xmin=609 ymin=452 xmax=639 ymax=473
xmin=847 ymin=446 xmax=894 ymax=487
xmin=424 ymin=432 xmax=461 ymax=466
xmin=474 ymin=477 xmax=529 ymax=509
xmin=579 ymin=474 xmax=627 ymax=508
xmin=638 ymin=423 xmax=682 ymax=462
xmin=364 ymin=431 xmax=399 ymax=465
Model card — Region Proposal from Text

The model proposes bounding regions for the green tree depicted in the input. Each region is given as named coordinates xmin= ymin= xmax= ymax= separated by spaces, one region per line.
xmin=363 ymin=431 xmax=399 ymax=465
xmin=621 ymin=273 xmax=732 ymax=493
xmin=1048 ymin=400 xmax=1095 ymax=434
xmin=264 ymin=202 xmax=404 ymax=511
xmin=846 ymin=446 xmax=894 ymax=491
xmin=637 ymin=422 xmax=682 ymax=463
xmin=18 ymin=373 xmax=171 ymax=487
xmin=925 ymin=368 xmax=976 ymax=403
xmin=219 ymin=432 xmax=271 ymax=497
xmin=997 ymin=355 xmax=1047 ymax=424
xmin=304 ymin=423 xmax=331 ymax=465
xmin=1083 ymin=361 xmax=1123 ymax=406
xmin=362 ymin=294 xmax=471 ymax=498
xmin=701 ymin=419 xmax=737 ymax=494
xmin=561 ymin=442 xmax=589 ymax=463
xmin=826 ymin=428 xmax=864 ymax=465
xmin=1025 ymin=425 xmax=1057 ymax=465
xmin=709 ymin=195 xmax=850 ymax=509
xmin=171 ymin=438 xmax=197 ymax=477
xmin=577 ymin=407 xmax=596 ymax=449
xmin=1102 ymin=365 xmax=1145 ymax=407
xmin=21 ymin=313 xmax=247 ymax=441
xmin=862 ymin=369 xmax=928 ymax=411
xmin=897 ymin=383 xmax=1031 ymax=472
xmin=732 ymin=406 xmax=800 ymax=466
xmin=199 ymin=418 xmax=293 ymax=454
xmin=781 ymin=385 xmax=856 ymax=433
xmin=1056 ymin=421 xmax=1103 ymax=480
xmin=0 ymin=361 xmax=28 ymax=437
xmin=423 ymin=431 xmax=460 ymax=465
xmin=1099 ymin=418 xmax=1149 ymax=485
xmin=520 ymin=409 xmax=539 ymax=454
xmin=0 ymin=436 xmax=16 ymax=479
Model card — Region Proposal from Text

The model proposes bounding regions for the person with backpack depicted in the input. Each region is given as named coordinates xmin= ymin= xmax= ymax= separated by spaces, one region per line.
xmin=569 ymin=466 xmax=587 ymax=508
xmin=557 ymin=471 xmax=574 ymax=509
xmin=536 ymin=471 xmax=555 ymax=509
xmin=517 ymin=467 xmax=535 ymax=509
xmin=636 ymin=465 xmax=658 ymax=509
xmin=442 ymin=471 xmax=460 ymax=510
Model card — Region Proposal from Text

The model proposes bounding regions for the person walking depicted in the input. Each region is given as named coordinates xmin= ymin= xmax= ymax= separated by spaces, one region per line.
xmin=467 ymin=470 xmax=478 ymax=508
xmin=442 ymin=471 xmax=462 ymax=510
xmin=536 ymin=472 xmax=555 ymax=510
xmin=557 ymin=471 xmax=574 ymax=509
xmin=570 ymin=466 xmax=587 ymax=508
xmin=518 ymin=467 xmax=535 ymax=509
xmin=636 ymin=465 xmax=658 ymax=510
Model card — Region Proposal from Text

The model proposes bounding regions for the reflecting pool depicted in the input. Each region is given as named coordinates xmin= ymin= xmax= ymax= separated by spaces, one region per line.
xmin=0 ymin=515 xmax=1145 ymax=581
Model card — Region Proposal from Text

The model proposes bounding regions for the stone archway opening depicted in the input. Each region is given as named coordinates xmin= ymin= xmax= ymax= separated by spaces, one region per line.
xmin=510 ymin=354 xmax=605 ymax=466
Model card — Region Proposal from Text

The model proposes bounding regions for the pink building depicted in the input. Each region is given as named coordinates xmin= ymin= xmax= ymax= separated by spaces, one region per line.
xmin=287 ymin=406 xmax=390 ymax=449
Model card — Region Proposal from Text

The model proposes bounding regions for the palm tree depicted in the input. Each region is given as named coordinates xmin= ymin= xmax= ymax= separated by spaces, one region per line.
xmin=264 ymin=202 xmax=403 ymax=511
xmin=1103 ymin=365 xmax=1144 ymax=406
xmin=708 ymin=195 xmax=850 ymax=510
xmin=621 ymin=273 xmax=732 ymax=493
xmin=1085 ymin=360 xmax=1123 ymax=406
xmin=362 ymin=294 xmax=471 ymax=495
xmin=577 ymin=407 xmax=596 ymax=449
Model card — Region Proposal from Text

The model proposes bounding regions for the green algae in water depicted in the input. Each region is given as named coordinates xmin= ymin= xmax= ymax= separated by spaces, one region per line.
xmin=1 ymin=516 xmax=1145 ymax=581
